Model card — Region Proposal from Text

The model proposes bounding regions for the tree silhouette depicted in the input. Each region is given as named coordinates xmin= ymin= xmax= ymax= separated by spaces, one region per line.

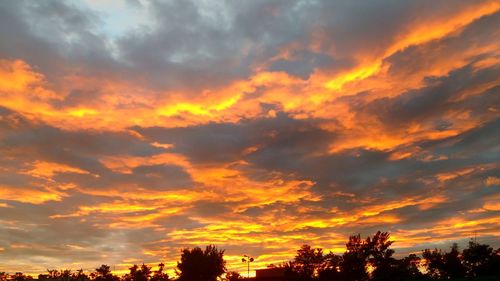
xmin=73 ymin=269 xmax=90 ymax=281
xmin=290 ymin=245 xmax=326 ymax=280
xmin=442 ymin=243 xmax=466 ymax=279
xmin=225 ymin=271 xmax=242 ymax=281
xmin=342 ymin=234 xmax=369 ymax=281
xmin=422 ymin=243 xmax=466 ymax=280
xmin=123 ymin=264 xmax=151 ymax=281
xmin=150 ymin=263 xmax=169 ymax=281
xmin=463 ymin=240 xmax=490 ymax=277
xmin=40 ymin=269 xmax=76 ymax=281
xmin=91 ymin=265 xmax=119 ymax=281
xmin=367 ymin=231 xmax=395 ymax=281
xmin=422 ymin=248 xmax=445 ymax=279
xmin=462 ymin=240 xmax=500 ymax=278
xmin=283 ymin=232 xmax=397 ymax=281
xmin=318 ymin=252 xmax=343 ymax=281
xmin=176 ymin=245 xmax=226 ymax=281
xmin=390 ymin=254 xmax=423 ymax=281
xmin=4 ymin=232 xmax=500 ymax=281
xmin=12 ymin=273 xmax=33 ymax=281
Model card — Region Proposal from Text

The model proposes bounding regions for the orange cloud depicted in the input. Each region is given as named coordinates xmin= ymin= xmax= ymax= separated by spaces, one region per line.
xmin=24 ymin=161 xmax=93 ymax=179
xmin=0 ymin=185 xmax=63 ymax=204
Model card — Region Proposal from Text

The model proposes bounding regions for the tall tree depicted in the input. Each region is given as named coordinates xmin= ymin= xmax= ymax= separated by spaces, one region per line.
xmin=43 ymin=269 xmax=73 ymax=281
xmin=293 ymin=245 xmax=326 ymax=280
xmin=176 ymin=245 xmax=226 ymax=281
xmin=284 ymin=245 xmax=338 ymax=281
xmin=462 ymin=240 xmax=498 ymax=278
xmin=390 ymin=254 xmax=423 ymax=281
xmin=423 ymin=244 xmax=466 ymax=280
xmin=442 ymin=243 xmax=465 ymax=279
xmin=72 ymin=269 xmax=90 ymax=281
xmin=342 ymin=234 xmax=368 ymax=281
xmin=367 ymin=231 xmax=395 ymax=281
xmin=91 ymin=265 xmax=119 ymax=281
xmin=340 ymin=231 xmax=396 ymax=281
xmin=123 ymin=264 xmax=152 ymax=281
xmin=422 ymin=248 xmax=445 ymax=279
xmin=318 ymin=252 xmax=343 ymax=281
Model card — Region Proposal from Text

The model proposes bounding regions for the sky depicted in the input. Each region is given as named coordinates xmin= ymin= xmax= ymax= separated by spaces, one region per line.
xmin=0 ymin=0 xmax=499 ymax=277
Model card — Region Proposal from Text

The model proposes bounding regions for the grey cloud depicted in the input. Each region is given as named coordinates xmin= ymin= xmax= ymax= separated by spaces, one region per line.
xmin=0 ymin=108 xmax=193 ymax=195
xmin=0 ymin=108 xmax=164 ymax=163
xmin=134 ymin=104 xmax=496 ymax=201
xmin=2 ymin=0 xmax=486 ymax=93
xmin=152 ymin=215 xmax=206 ymax=230
xmin=189 ymin=200 xmax=233 ymax=218
xmin=357 ymin=63 xmax=499 ymax=130
xmin=429 ymin=118 xmax=500 ymax=161
xmin=134 ymin=112 xmax=333 ymax=164
xmin=130 ymin=164 xmax=193 ymax=189
xmin=386 ymin=11 xmax=500 ymax=78
xmin=0 ymin=0 xmax=120 ymax=85
xmin=52 ymin=163 xmax=193 ymax=191
xmin=0 ymin=212 xmax=108 ymax=263
xmin=268 ymin=51 xmax=337 ymax=79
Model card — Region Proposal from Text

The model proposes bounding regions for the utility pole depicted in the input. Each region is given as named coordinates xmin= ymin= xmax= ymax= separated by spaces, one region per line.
xmin=242 ymin=255 xmax=254 ymax=278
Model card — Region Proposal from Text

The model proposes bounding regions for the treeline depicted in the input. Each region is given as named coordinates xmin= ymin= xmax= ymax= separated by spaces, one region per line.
xmin=0 ymin=246 xmax=223 ymax=281
xmin=276 ymin=231 xmax=500 ymax=281
xmin=1 ymin=232 xmax=499 ymax=281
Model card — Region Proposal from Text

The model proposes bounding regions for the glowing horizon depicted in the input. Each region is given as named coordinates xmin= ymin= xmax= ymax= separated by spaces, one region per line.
xmin=0 ymin=0 xmax=499 ymax=277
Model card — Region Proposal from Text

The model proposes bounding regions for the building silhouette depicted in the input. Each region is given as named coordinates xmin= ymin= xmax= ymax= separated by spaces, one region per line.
xmin=246 ymin=268 xmax=284 ymax=281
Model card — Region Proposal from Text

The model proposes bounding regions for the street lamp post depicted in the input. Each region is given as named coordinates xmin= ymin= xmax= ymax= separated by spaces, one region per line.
xmin=242 ymin=255 xmax=254 ymax=278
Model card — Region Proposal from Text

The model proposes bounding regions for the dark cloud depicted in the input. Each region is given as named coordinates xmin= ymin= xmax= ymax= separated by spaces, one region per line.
xmin=130 ymin=164 xmax=192 ymax=189
xmin=358 ymin=63 xmax=499 ymax=129
xmin=0 ymin=201 xmax=109 ymax=263
xmin=134 ymin=112 xmax=333 ymax=165
xmin=268 ymin=51 xmax=336 ymax=79
xmin=430 ymin=118 xmax=500 ymax=161
xmin=189 ymin=200 xmax=233 ymax=218
xmin=0 ymin=107 xmax=164 ymax=161
xmin=0 ymin=0 xmax=121 ymax=86
xmin=1 ymin=0 xmax=486 ymax=93
xmin=386 ymin=11 xmax=500 ymax=78
xmin=0 ymin=108 xmax=192 ymax=194
xmin=133 ymin=122 xmax=250 ymax=164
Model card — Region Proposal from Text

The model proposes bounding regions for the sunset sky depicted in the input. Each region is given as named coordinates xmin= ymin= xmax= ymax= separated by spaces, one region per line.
xmin=0 ymin=0 xmax=499 ymax=277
